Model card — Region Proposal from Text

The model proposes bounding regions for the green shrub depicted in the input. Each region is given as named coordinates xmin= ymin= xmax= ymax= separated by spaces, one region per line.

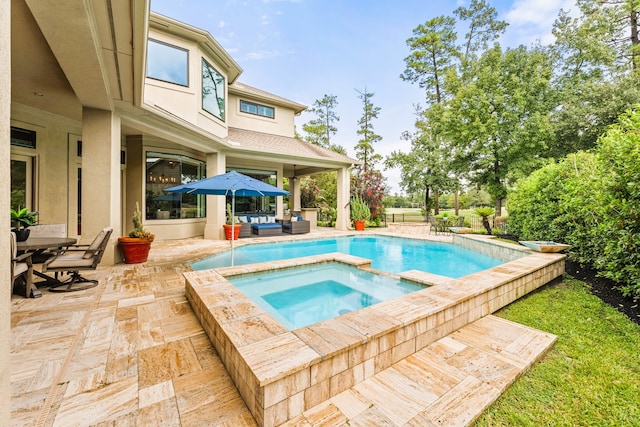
xmin=508 ymin=109 xmax=640 ymax=297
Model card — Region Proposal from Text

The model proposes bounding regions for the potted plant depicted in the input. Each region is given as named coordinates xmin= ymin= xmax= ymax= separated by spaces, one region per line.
xmin=222 ymin=203 xmax=242 ymax=240
xmin=350 ymin=197 xmax=370 ymax=231
xmin=118 ymin=202 xmax=155 ymax=263
xmin=10 ymin=206 xmax=38 ymax=241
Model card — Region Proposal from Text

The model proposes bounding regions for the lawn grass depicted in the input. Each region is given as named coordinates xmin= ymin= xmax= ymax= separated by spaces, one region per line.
xmin=475 ymin=277 xmax=640 ymax=426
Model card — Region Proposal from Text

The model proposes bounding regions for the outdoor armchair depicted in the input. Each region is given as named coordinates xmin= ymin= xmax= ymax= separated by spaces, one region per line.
xmin=43 ymin=227 xmax=113 ymax=292
xmin=11 ymin=231 xmax=34 ymax=298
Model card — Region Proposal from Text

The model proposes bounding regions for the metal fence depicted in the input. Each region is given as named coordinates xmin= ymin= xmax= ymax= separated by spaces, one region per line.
xmin=381 ymin=214 xmax=488 ymax=230
xmin=317 ymin=212 xmax=507 ymax=233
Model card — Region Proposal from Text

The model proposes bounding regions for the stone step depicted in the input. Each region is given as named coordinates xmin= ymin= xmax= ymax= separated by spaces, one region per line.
xmin=281 ymin=315 xmax=557 ymax=426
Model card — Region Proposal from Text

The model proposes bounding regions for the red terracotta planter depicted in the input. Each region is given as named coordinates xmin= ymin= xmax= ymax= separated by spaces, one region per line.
xmin=354 ymin=220 xmax=366 ymax=231
xmin=118 ymin=237 xmax=152 ymax=263
xmin=223 ymin=223 xmax=242 ymax=240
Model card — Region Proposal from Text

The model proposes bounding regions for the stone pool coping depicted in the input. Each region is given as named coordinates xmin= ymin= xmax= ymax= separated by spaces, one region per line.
xmin=184 ymin=235 xmax=565 ymax=426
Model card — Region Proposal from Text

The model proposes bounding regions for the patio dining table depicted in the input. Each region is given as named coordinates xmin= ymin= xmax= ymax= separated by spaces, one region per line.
xmin=17 ymin=237 xmax=77 ymax=296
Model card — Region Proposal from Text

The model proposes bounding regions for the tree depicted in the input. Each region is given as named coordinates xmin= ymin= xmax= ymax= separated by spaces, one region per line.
xmin=302 ymin=94 xmax=344 ymax=152
xmin=393 ymin=0 xmax=506 ymax=214
xmin=386 ymin=112 xmax=453 ymax=217
xmin=546 ymin=1 xmax=640 ymax=157
xmin=453 ymin=0 xmax=508 ymax=65
xmin=437 ymin=45 xmax=553 ymax=213
xmin=354 ymin=87 xmax=383 ymax=171
xmin=400 ymin=15 xmax=458 ymax=105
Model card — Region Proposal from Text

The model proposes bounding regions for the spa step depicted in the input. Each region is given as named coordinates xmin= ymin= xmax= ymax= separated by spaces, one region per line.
xmin=283 ymin=315 xmax=557 ymax=426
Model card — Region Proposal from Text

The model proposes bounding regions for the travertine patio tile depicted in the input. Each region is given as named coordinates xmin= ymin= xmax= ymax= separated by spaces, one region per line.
xmin=352 ymin=367 xmax=435 ymax=424
xmin=330 ymin=388 xmax=371 ymax=420
xmin=446 ymin=346 xmax=521 ymax=390
xmin=137 ymin=398 xmax=182 ymax=426
xmin=420 ymin=376 xmax=500 ymax=427
xmin=346 ymin=405 xmax=397 ymax=426
xmin=339 ymin=308 xmax=403 ymax=341
xmin=241 ymin=332 xmax=319 ymax=384
xmin=139 ymin=379 xmax=175 ymax=408
xmin=11 ymin=234 xmax=562 ymax=427
xmin=52 ymin=376 xmax=138 ymax=427
xmin=221 ymin=314 xmax=288 ymax=348
xmin=294 ymin=318 xmax=366 ymax=358
xmin=137 ymin=338 xmax=202 ymax=388
xmin=299 ymin=400 xmax=347 ymax=426
xmin=161 ymin=313 xmax=204 ymax=341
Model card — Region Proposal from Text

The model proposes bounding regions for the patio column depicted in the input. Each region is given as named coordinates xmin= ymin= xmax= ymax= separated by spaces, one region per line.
xmin=1 ymin=0 xmax=11 ymax=419
xmin=204 ymin=152 xmax=226 ymax=240
xmin=81 ymin=107 xmax=121 ymax=264
xmin=335 ymin=166 xmax=350 ymax=231
xmin=291 ymin=176 xmax=301 ymax=213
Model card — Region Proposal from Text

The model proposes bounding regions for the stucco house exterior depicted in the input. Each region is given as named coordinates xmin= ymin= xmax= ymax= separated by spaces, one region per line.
xmin=8 ymin=0 xmax=355 ymax=267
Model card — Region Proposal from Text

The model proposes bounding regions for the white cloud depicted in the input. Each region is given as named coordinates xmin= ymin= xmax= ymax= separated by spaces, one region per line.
xmin=218 ymin=20 xmax=228 ymax=28
xmin=504 ymin=0 xmax=576 ymax=45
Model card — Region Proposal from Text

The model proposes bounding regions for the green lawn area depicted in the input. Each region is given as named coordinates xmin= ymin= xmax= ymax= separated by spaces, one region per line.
xmin=475 ymin=277 xmax=640 ymax=426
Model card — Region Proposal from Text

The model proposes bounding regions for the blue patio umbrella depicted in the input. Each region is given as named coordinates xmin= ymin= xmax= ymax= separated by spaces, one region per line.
xmin=165 ymin=170 xmax=289 ymax=264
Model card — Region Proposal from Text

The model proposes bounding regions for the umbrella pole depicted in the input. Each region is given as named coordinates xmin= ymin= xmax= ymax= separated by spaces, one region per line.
xmin=231 ymin=190 xmax=236 ymax=266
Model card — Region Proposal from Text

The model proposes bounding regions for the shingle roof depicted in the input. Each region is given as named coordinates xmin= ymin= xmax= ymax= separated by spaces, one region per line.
xmin=226 ymin=127 xmax=356 ymax=165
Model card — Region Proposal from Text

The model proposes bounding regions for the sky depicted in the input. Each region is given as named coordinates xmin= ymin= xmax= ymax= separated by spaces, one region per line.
xmin=150 ymin=0 xmax=576 ymax=194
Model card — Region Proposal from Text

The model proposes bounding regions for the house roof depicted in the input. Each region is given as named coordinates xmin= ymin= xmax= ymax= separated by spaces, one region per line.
xmin=229 ymin=82 xmax=307 ymax=115
xmin=227 ymin=128 xmax=356 ymax=167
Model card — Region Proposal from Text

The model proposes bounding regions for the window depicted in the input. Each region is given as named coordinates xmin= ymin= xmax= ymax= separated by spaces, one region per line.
xmin=202 ymin=58 xmax=225 ymax=121
xmin=147 ymin=39 xmax=189 ymax=86
xmin=240 ymin=100 xmax=275 ymax=119
xmin=146 ymin=152 xmax=206 ymax=219
xmin=226 ymin=168 xmax=278 ymax=213
xmin=11 ymin=126 xmax=36 ymax=149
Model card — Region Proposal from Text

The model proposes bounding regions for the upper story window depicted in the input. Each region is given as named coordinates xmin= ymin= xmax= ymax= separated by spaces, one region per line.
xmin=240 ymin=100 xmax=275 ymax=119
xmin=202 ymin=58 xmax=225 ymax=121
xmin=147 ymin=39 xmax=189 ymax=86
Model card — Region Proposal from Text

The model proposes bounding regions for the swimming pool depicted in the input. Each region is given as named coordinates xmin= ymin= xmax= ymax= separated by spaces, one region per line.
xmin=191 ymin=235 xmax=503 ymax=278
xmin=229 ymin=262 xmax=424 ymax=329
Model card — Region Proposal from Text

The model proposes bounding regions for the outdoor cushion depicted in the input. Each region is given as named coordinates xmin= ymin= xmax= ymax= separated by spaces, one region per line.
xmin=291 ymin=216 xmax=298 ymax=222
xmin=251 ymin=223 xmax=281 ymax=230
xmin=250 ymin=217 xmax=260 ymax=224
xmin=238 ymin=216 xmax=248 ymax=223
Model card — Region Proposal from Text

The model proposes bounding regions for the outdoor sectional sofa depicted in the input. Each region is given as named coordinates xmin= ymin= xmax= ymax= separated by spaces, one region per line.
xmin=237 ymin=214 xmax=282 ymax=237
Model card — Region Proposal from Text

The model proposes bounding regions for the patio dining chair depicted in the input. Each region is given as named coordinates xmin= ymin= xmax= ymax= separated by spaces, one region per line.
xmin=11 ymin=231 xmax=35 ymax=298
xmin=42 ymin=227 xmax=113 ymax=292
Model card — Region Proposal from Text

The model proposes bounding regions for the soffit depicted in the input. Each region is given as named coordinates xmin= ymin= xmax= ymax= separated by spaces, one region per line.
xmin=11 ymin=0 xmax=81 ymax=119
xmin=17 ymin=0 xmax=146 ymax=119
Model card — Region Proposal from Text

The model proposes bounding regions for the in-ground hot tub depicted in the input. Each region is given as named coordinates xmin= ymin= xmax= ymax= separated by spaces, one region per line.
xmin=228 ymin=262 xmax=424 ymax=330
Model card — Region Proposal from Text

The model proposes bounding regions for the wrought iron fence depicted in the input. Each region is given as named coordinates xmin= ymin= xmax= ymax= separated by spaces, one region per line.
xmin=318 ymin=211 xmax=508 ymax=233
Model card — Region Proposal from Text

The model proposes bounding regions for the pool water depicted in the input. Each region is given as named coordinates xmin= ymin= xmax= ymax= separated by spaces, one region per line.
xmin=192 ymin=235 xmax=503 ymax=278
xmin=229 ymin=263 xmax=423 ymax=329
